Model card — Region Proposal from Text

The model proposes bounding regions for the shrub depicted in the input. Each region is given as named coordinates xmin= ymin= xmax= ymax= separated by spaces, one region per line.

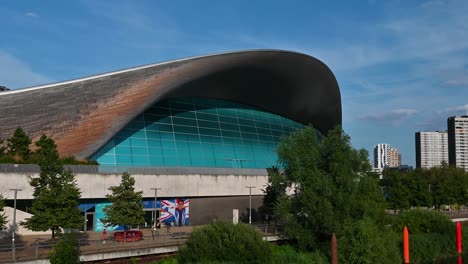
xmin=271 ymin=245 xmax=327 ymax=264
xmin=410 ymin=233 xmax=455 ymax=263
xmin=177 ymin=221 xmax=271 ymax=264
xmin=339 ymin=218 xmax=400 ymax=264
xmin=155 ymin=258 xmax=178 ymax=264
xmin=49 ymin=233 xmax=80 ymax=264
xmin=393 ymin=209 xmax=453 ymax=234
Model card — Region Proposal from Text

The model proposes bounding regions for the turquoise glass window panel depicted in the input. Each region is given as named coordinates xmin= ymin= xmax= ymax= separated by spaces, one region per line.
xmin=131 ymin=147 xmax=147 ymax=155
xmin=146 ymin=139 xmax=161 ymax=148
xmin=132 ymin=156 xmax=149 ymax=166
xmin=149 ymin=156 xmax=165 ymax=166
xmin=98 ymin=154 xmax=116 ymax=164
xmin=199 ymin=128 xmax=222 ymax=136
xmin=130 ymin=138 xmax=146 ymax=147
xmin=172 ymin=117 xmax=198 ymax=126
xmin=161 ymin=140 xmax=176 ymax=149
xmin=164 ymin=157 xmax=178 ymax=166
xmin=148 ymin=148 xmax=163 ymax=156
xmin=92 ymin=97 xmax=306 ymax=169
xmin=115 ymin=155 xmax=132 ymax=164
xmin=163 ymin=148 xmax=177 ymax=157
xmin=115 ymin=145 xmax=131 ymax=155
xmin=196 ymin=112 xmax=219 ymax=122
xmin=96 ymin=141 xmax=114 ymax=157
xmin=159 ymin=132 xmax=174 ymax=141
xmin=177 ymin=158 xmax=192 ymax=166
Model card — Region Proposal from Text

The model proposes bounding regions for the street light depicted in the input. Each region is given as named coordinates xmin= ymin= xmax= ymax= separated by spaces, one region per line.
xmin=150 ymin=188 xmax=161 ymax=227
xmin=10 ymin=188 xmax=22 ymax=261
xmin=245 ymin=186 xmax=255 ymax=224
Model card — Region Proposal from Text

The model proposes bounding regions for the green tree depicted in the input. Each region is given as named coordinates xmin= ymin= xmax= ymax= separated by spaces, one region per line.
xmin=178 ymin=221 xmax=272 ymax=264
xmin=0 ymin=194 xmax=7 ymax=229
xmin=269 ymin=126 xmax=386 ymax=251
xmin=381 ymin=171 xmax=411 ymax=210
xmin=0 ymin=138 xmax=6 ymax=155
xmin=339 ymin=218 xmax=400 ymax=264
xmin=102 ymin=172 xmax=145 ymax=229
xmin=7 ymin=127 xmax=32 ymax=160
xmin=262 ymin=166 xmax=286 ymax=219
xmin=21 ymin=135 xmax=82 ymax=239
xmin=49 ymin=233 xmax=80 ymax=264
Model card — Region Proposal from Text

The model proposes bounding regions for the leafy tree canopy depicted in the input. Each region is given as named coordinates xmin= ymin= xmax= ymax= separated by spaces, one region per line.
xmin=0 ymin=194 xmax=7 ymax=229
xmin=7 ymin=127 xmax=31 ymax=160
xmin=178 ymin=221 xmax=272 ymax=264
xmin=49 ymin=233 xmax=80 ymax=264
xmin=21 ymin=135 xmax=82 ymax=239
xmin=268 ymin=126 xmax=386 ymax=250
xmin=102 ymin=172 xmax=145 ymax=229
xmin=381 ymin=166 xmax=468 ymax=210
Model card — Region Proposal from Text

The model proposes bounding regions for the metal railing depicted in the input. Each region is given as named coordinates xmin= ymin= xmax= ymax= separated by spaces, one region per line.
xmin=0 ymin=224 xmax=283 ymax=263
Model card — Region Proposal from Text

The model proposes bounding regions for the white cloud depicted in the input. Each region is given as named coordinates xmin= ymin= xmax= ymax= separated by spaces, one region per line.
xmin=418 ymin=104 xmax=468 ymax=130
xmin=0 ymin=51 xmax=51 ymax=89
xmin=444 ymin=77 xmax=468 ymax=87
xmin=437 ymin=104 xmax=468 ymax=115
xmin=24 ymin=12 xmax=39 ymax=18
xmin=359 ymin=109 xmax=418 ymax=125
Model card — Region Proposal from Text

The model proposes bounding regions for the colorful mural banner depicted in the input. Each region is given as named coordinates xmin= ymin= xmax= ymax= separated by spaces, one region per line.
xmin=90 ymin=198 xmax=190 ymax=231
xmin=94 ymin=203 xmax=123 ymax=232
xmin=160 ymin=199 xmax=190 ymax=226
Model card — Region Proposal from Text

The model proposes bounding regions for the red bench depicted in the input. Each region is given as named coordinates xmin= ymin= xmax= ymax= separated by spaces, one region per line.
xmin=114 ymin=230 xmax=143 ymax=242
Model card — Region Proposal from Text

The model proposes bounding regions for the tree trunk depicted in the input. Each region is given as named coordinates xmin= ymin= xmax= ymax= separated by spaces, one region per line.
xmin=52 ymin=228 xmax=55 ymax=240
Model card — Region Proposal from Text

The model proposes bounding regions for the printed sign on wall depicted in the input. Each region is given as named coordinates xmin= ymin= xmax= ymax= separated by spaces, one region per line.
xmin=160 ymin=199 xmax=190 ymax=226
xmin=94 ymin=203 xmax=124 ymax=232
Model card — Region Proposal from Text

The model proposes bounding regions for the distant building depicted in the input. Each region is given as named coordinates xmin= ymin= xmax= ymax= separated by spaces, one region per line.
xmin=374 ymin=143 xmax=390 ymax=172
xmin=0 ymin=86 xmax=9 ymax=92
xmin=448 ymin=116 xmax=468 ymax=171
xmin=389 ymin=148 xmax=401 ymax=167
xmin=415 ymin=131 xmax=448 ymax=169
xmin=385 ymin=165 xmax=413 ymax=174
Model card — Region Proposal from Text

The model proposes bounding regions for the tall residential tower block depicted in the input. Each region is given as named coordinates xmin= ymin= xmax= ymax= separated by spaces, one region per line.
xmin=415 ymin=131 xmax=448 ymax=169
xmin=448 ymin=116 xmax=468 ymax=171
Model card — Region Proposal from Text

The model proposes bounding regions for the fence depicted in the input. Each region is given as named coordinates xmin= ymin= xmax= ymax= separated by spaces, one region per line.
xmin=0 ymin=224 xmax=283 ymax=263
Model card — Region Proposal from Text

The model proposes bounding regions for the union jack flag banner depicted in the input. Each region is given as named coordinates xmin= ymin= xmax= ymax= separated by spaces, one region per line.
xmin=160 ymin=198 xmax=190 ymax=226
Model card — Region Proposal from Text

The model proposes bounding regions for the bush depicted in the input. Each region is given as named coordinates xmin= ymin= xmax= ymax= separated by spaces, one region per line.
xmin=177 ymin=221 xmax=271 ymax=264
xmin=339 ymin=218 xmax=400 ymax=264
xmin=271 ymin=245 xmax=327 ymax=264
xmin=155 ymin=258 xmax=178 ymax=264
xmin=410 ymin=233 xmax=455 ymax=263
xmin=393 ymin=209 xmax=453 ymax=234
xmin=49 ymin=233 xmax=80 ymax=264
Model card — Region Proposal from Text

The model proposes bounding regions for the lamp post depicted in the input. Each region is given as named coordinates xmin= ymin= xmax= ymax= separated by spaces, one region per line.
xmin=10 ymin=188 xmax=22 ymax=261
xmin=150 ymin=188 xmax=161 ymax=226
xmin=245 ymin=186 xmax=255 ymax=224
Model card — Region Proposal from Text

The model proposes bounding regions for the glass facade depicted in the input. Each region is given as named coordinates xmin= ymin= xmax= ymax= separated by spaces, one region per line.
xmin=91 ymin=97 xmax=304 ymax=169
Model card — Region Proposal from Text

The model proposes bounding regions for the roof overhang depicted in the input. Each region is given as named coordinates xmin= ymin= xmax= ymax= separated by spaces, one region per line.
xmin=0 ymin=50 xmax=341 ymax=159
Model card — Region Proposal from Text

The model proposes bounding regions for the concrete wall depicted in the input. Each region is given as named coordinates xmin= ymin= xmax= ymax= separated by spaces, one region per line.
xmin=0 ymin=172 xmax=268 ymax=200
xmin=0 ymin=207 xmax=51 ymax=237
xmin=190 ymin=196 xmax=264 ymax=225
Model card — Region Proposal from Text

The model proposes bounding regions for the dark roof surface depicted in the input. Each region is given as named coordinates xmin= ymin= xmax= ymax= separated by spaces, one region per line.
xmin=0 ymin=50 xmax=341 ymax=159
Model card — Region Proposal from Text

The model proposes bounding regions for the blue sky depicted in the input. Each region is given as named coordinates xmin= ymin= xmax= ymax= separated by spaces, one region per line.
xmin=1 ymin=0 xmax=467 ymax=166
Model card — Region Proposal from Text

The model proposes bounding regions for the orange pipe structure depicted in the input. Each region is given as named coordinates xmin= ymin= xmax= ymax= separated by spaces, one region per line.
xmin=457 ymin=221 xmax=463 ymax=254
xmin=331 ymin=233 xmax=338 ymax=264
xmin=403 ymin=226 xmax=410 ymax=264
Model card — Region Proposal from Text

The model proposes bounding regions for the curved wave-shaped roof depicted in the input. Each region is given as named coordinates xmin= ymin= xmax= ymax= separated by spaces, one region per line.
xmin=0 ymin=50 xmax=341 ymax=159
